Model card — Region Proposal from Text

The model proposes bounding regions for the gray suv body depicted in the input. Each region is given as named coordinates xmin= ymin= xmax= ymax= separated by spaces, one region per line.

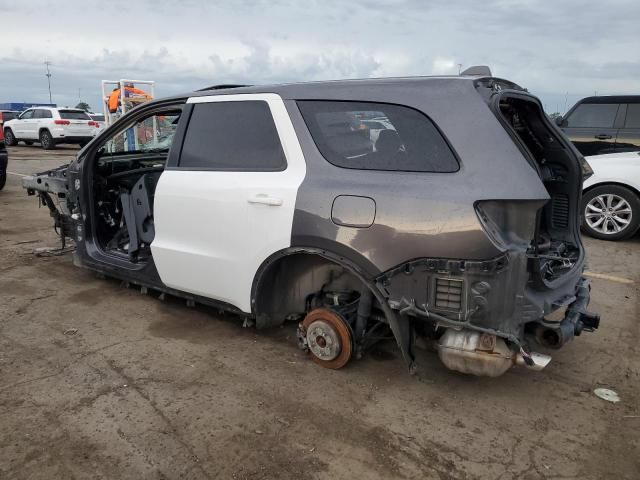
xmin=23 ymin=74 xmax=599 ymax=377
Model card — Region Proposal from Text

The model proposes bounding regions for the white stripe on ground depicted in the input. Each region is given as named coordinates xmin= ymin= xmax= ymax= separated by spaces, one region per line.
xmin=584 ymin=271 xmax=634 ymax=284
xmin=7 ymin=172 xmax=27 ymax=177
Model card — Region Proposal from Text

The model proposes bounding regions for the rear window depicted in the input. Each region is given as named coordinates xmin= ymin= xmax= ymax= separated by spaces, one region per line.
xmin=565 ymin=103 xmax=619 ymax=128
xmin=624 ymin=104 xmax=640 ymax=129
xmin=179 ymin=101 xmax=286 ymax=171
xmin=59 ymin=110 xmax=91 ymax=120
xmin=297 ymin=101 xmax=459 ymax=172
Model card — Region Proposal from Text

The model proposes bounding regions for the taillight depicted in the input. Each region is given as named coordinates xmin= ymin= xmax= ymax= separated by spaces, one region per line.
xmin=88 ymin=121 xmax=97 ymax=127
xmin=580 ymin=157 xmax=594 ymax=181
xmin=54 ymin=120 xmax=70 ymax=125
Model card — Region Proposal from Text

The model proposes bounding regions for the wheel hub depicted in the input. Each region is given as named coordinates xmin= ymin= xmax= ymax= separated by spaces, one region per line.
xmin=306 ymin=319 xmax=341 ymax=361
xmin=300 ymin=308 xmax=353 ymax=369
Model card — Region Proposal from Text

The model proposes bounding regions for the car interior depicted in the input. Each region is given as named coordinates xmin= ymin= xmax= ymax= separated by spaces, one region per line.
xmin=91 ymin=107 xmax=183 ymax=262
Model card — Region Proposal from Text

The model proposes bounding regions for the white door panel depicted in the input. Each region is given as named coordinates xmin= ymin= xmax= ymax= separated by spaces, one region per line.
xmin=152 ymin=94 xmax=306 ymax=312
xmin=27 ymin=119 xmax=40 ymax=139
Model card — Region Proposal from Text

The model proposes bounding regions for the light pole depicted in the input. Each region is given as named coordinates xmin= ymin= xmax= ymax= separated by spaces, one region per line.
xmin=44 ymin=61 xmax=53 ymax=104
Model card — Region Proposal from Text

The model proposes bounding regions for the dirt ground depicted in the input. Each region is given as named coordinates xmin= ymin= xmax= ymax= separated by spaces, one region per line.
xmin=1 ymin=145 xmax=638 ymax=480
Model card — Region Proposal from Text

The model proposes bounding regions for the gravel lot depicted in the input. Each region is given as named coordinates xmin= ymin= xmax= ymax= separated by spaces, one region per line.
xmin=1 ymin=145 xmax=639 ymax=479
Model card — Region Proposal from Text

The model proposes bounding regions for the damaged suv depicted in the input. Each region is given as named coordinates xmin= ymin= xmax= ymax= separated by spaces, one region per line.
xmin=23 ymin=72 xmax=599 ymax=377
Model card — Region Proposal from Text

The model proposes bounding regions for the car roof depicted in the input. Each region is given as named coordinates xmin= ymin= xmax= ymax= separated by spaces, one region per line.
xmin=195 ymin=75 xmax=511 ymax=97
xmin=154 ymin=75 xmax=523 ymax=104
xmin=579 ymin=95 xmax=640 ymax=104
xmin=25 ymin=107 xmax=85 ymax=111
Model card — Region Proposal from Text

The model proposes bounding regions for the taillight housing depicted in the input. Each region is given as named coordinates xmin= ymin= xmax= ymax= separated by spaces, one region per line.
xmin=580 ymin=157 xmax=594 ymax=181
xmin=475 ymin=200 xmax=546 ymax=250
xmin=54 ymin=120 xmax=70 ymax=125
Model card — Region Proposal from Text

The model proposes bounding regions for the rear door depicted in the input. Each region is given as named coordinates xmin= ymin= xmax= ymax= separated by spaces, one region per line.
xmin=615 ymin=103 xmax=640 ymax=153
xmin=562 ymin=102 xmax=620 ymax=156
xmin=32 ymin=109 xmax=52 ymax=139
xmin=58 ymin=109 xmax=93 ymax=137
xmin=152 ymin=94 xmax=306 ymax=312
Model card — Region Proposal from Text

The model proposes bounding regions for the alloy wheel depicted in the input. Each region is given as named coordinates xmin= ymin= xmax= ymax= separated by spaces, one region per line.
xmin=585 ymin=194 xmax=632 ymax=235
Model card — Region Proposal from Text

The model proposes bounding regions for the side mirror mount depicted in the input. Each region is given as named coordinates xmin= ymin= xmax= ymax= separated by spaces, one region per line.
xmin=555 ymin=116 xmax=564 ymax=127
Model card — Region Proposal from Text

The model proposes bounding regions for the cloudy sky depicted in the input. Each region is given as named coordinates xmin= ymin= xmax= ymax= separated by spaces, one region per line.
xmin=1 ymin=0 xmax=639 ymax=114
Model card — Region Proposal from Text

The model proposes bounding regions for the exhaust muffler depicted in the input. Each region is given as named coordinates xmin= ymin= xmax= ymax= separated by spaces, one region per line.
xmin=437 ymin=329 xmax=551 ymax=377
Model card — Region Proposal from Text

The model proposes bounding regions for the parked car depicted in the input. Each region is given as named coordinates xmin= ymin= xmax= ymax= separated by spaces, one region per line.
xmin=582 ymin=151 xmax=640 ymax=240
xmin=0 ymin=125 xmax=7 ymax=191
xmin=3 ymin=107 xmax=97 ymax=149
xmin=0 ymin=110 xmax=19 ymax=134
xmin=558 ymin=95 xmax=640 ymax=156
xmin=22 ymin=74 xmax=599 ymax=377
xmin=89 ymin=113 xmax=106 ymax=133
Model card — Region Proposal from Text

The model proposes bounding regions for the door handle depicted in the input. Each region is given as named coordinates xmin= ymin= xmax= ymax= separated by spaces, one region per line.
xmin=594 ymin=134 xmax=612 ymax=140
xmin=248 ymin=194 xmax=283 ymax=206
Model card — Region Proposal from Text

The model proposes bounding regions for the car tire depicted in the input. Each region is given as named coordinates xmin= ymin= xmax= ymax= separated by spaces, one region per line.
xmin=582 ymin=185 xmax=640 ymax=241
xmin=39 ymin=130 xmax=56 ymax=150
xmin=4 ymin=129 xmax=17 ymax=146
xmin=0 ymin=173 xmax=5 ymax=191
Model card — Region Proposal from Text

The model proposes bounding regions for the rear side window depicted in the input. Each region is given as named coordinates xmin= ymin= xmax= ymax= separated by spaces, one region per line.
xmin=624 ymin=104 xmax=640 ymax=128
xmin=34 ymin=109 xmax=52 ymax=119
xmin=179 ymin=101 xmax=286 ymax=171
xmin=565 ymin=103 xmax=619 ymax=128
xmin=59 ymin=110 xmax=91 ymax=120
xmin=297 ymin=101 xmax=458 ymax=172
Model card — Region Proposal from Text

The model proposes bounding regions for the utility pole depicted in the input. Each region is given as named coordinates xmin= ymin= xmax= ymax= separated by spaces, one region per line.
xmin=44 ymin=61 xmax=53 ymax=104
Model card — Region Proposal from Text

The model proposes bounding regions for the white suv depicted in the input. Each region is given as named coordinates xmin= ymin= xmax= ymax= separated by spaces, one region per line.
xmin=3 ymin=107 xmax=98 ymax=149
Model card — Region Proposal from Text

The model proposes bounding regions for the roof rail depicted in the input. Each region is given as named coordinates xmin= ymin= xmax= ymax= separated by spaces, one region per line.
xmin=197 ymin=84 xmax=250 ymax=92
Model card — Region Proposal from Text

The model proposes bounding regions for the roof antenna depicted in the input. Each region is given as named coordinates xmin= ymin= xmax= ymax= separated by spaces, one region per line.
xmin=460 ymin=65 xmax=492 ymax=76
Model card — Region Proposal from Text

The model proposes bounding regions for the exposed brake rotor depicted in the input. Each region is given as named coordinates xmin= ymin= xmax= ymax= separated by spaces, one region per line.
xmin=300 ymin=308 xmax=353 ymax=369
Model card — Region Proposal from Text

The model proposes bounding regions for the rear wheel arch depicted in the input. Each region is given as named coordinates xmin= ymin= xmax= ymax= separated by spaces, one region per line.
xmin=39 ymin=129 xmax=56 ymax=150
xmin=583 ymin=181 xmax=640 ymax=199
xmin=250 ymin=247 xmax=385 ymax=329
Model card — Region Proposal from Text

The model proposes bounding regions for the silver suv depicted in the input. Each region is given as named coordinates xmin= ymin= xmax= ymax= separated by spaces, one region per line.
xmin=23 ymin=73 xmax=600 ymax=377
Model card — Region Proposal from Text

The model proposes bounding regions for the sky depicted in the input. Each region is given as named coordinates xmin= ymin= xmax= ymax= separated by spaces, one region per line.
xmin=1 ymin=0 xmax=639 ymax=114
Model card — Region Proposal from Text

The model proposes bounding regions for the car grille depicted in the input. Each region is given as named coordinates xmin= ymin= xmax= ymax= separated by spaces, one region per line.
xmin=551 ymin=194 xmax=570 ymax=229
xmin=434 ymin=278 xmax=463 ymax=312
